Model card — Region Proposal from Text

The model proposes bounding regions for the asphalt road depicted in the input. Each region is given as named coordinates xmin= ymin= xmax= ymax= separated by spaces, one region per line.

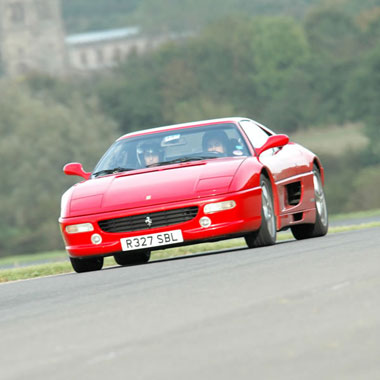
xmin=1 ymin=227 xmax=379 ymax=380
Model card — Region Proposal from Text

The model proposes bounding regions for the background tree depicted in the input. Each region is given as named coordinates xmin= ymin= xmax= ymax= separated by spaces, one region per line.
xmin=62 ymin=0 xmax=140 ymax=32
xmin=94 ymin=15 xmax=309 ymax=132
xmin=0 ymin=81 xmax=118 ymax=256
xmin=60 ymin=0 xmax=318 ymax=34
xmin=344 ymin=43 xmax=380 ymax=164
xmin=130 ymin=0 xmax=316 ymax=34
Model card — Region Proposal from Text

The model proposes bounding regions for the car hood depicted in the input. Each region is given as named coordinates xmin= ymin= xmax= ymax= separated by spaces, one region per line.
xmin=65 ymin=158 xmax=246 ymax=217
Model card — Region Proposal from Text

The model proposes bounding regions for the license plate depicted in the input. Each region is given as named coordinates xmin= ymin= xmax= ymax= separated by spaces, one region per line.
xmin=120 ymin=230 xmax=183 ymax=251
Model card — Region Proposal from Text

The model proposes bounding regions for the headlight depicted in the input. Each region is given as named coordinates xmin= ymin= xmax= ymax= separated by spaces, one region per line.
xmin=65 ymin=223 xmax=94 ymax=234
xmin=204 ymin=200 xmax=236 ymax=214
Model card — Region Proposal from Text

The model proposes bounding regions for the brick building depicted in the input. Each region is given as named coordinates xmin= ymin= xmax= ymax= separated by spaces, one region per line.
xmin=0 ymin=0 xmax=67 ymax=77
xmin=0 ymin=0 xmax=176 ymax=78
xmin=65 ymin=27 xmax=170 ymax=74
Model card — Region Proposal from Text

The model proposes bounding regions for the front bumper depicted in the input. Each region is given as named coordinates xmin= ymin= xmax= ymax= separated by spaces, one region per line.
xmin=59 ymin=187 xmax=261 ymax=258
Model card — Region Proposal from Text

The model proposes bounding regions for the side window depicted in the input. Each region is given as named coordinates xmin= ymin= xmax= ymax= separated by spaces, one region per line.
xmin=240 ymin=120 xmax=271 ymax=149
xmin=113 ymin=47 xmax=122 ymax=63
xmin=80 ymin=50 xmax=88 ymax=66
xmin=240 ymin=120 xmax=276 ymax=157
xmin=96 ymin=49 xmax=104 ymax=65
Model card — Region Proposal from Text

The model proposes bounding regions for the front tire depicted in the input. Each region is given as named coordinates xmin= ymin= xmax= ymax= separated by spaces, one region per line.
xmin=114 ymin=250 xmax=151 ymax=266
xmin=245 ymin=175 xmax=277 ymax=248
xmin=291 ymin=165 xmax=328 ymax=240
xmin=70 ymin=257 xmax=104 ymax=273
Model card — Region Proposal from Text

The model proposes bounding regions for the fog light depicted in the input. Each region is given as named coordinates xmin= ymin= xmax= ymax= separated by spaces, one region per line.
xmin=65 ymin=223 xmax=94 ymax=234
xmin=91 ymin=234 xmax=102 ymax=245
xmin=199 ymin=216 xmax=212 ymax=228
xmin=204 ymin=200 xmax=236 ymax=214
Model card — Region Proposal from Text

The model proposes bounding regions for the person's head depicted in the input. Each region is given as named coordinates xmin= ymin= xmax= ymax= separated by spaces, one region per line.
xmin=141 ymin=143 xmax=161 ymax=166
xmin=202 ymin=130 xmax=229 ymax=154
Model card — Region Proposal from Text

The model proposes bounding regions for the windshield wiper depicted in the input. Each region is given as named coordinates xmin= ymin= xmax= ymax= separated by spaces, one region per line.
xmin=148 ymin=155 xmax=218 ymax=167
xmin=92 ymin=167 xmax=134 ymax=177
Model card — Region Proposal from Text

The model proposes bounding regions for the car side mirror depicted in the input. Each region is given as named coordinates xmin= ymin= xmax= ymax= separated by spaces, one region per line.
xmin=63 ymin=162 xmax=91 ymax=180
xmin=255 ymin=134 xmax=289 ymax=156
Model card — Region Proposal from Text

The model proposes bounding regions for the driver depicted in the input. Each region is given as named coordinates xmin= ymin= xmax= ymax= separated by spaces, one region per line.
xmin=202 ymin=130 xmax=229 ymax=155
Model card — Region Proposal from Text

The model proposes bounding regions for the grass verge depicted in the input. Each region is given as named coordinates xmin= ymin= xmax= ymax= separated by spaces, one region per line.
xmin=329 ymin=208 xmax=380 ymax=221
xmin=1 ymin=220 xmax=379 ymax=283
xmin=291 ymin=123 xmax=368 ymax=156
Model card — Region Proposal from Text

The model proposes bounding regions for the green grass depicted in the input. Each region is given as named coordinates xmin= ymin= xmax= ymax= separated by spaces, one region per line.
xmin=0 ymin=239 xmax=250 ymax=283
xmin=1 ymin=218 xmax=379 ymax=283
xmin=0 ymin=261 xmax=73 ymax=282
xmin=329 ymin=208 xmax=380 ymax=221
xmin=292 ymin=123 xmax=368 ymax=156
xmin=0 ymin=250 xmax=67 ymax=267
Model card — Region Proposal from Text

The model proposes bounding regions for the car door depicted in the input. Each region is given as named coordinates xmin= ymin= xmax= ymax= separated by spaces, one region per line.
xmin=239 ymin=120 xmax=301 ymax=182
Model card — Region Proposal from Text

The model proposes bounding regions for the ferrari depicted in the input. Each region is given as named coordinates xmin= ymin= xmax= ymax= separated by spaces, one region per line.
xmin=59 ymin=117 xmax=328 ymax=273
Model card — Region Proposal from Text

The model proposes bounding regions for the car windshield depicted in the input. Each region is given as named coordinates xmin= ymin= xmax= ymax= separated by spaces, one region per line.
xmin=92 ymin=123 xmax=250 ymax=178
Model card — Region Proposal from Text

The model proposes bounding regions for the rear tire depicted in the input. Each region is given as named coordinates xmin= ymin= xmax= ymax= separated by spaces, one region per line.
xmin=70 ymin=257 xmax=104 ymax=273
xmin=114 ymin=250 xmax=151 ymax=266
xmin=291 ymin=165 xmax=328 ymax=240
xmin=245 ymin=175 xmax=277 ymax=248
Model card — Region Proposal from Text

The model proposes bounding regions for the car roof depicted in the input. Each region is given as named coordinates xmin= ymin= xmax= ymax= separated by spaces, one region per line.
xmin=117 ymin=117 xmax=251 ymax=141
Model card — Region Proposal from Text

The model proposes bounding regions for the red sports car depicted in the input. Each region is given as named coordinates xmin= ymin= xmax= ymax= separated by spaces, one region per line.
xmin=59 ymin=117 xmax=328 ymax=273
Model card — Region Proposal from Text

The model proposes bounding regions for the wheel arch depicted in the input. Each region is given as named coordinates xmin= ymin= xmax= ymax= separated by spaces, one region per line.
xmin=260 ymin=167 xmax=280 ymax=230
xmin=313 ymin=157 xmax=325 ymax=185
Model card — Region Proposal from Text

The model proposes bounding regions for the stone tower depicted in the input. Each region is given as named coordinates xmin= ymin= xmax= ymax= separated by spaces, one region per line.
xmin=0 ymin=0 xmax=67 ymax=77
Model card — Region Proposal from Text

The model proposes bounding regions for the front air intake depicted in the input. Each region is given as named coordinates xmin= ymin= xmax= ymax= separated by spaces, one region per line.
xmin=98 ymin=207 xmax=199 ymax=233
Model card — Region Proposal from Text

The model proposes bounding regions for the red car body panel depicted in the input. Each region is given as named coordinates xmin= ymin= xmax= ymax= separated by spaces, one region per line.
xmin=60 ymin=187 xmax=262 ymax=258
xmin=59 ymin=117 xmax=324 ymax=259
xmin=64 ymin=158 xmax=245 ymax=217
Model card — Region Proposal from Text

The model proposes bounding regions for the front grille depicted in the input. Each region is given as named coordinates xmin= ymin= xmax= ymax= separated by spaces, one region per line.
xmin=98 ymin=206 xmax=199 ymax=233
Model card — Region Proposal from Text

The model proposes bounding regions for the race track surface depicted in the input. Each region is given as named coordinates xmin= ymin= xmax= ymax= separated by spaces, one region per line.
xmin=1 ymin=228 xmax=379 ymax=380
